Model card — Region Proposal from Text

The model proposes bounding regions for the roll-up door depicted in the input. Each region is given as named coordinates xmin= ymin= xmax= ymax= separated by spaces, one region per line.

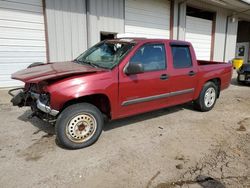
xmin=185 ymin=16 xmax=212 ymax=60
xmin=0 ymin=0 xmax=46 ymax=87
xmin=125 ymin=0 xmax=170 ymax=39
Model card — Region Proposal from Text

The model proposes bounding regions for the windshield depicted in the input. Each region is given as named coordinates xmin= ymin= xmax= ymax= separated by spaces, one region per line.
xmin=75 ymin=41 xmax=134 ymax=69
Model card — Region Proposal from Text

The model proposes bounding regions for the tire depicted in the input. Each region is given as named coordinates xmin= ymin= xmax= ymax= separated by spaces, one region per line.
xmin=55 ymin=103 xmax=104 ymax=149
xmin=194 ymin=82 xmax=218 ymax=112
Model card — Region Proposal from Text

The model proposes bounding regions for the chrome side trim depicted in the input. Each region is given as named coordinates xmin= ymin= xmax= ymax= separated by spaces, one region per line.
xmin=37 ymin=99 xmax=59 ymax=116
xmin=122 ymin=88 xmax=194 ymax=106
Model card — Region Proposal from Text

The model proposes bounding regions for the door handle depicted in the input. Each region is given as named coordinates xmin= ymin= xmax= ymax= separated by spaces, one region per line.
xmin=188 ymin=71 xmax=196 ymax=76
xmin=160 ymin=74 xmax=168 ymax=80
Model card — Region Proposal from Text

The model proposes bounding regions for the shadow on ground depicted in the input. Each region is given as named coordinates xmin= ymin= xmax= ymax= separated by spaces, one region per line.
xmin=103 ymin=102 xmax=195 ymax=131
xmin=155 ymin=175 xmax=225 ymax=188
xmin=196 ymin=175 xmax=225 ymax=188
xmin=17 ymin=102 xmax=196 ymax=134
xmin=231 ymin=78 xmax=250 ymax=87
xmin=18 ymin=109 xmax=55 ymax=135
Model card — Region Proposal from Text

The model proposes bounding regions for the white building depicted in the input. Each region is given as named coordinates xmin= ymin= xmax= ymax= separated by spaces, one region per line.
xmin=0 ymin=0 xmax=250 ymax=87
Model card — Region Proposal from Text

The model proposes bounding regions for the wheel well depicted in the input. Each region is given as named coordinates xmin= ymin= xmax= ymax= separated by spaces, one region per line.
xmin=207 ymin=78 xmax=221 ymax=98
xmin=61 ymin=94 xmax=111 ymax=119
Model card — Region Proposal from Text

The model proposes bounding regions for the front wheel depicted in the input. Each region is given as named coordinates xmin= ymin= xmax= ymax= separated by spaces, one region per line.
xmin=194 ymin=82 xmax=218 ymax=112
xmin=55 ymin=103 xmax=104 ymax=149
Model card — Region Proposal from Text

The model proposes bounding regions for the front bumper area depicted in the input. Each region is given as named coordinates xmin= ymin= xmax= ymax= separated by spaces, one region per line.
xmin=8 ymin=88 xmax=26 ymax=107
xmin=9 ymin=88 xmax=59 ymax=117
xmin=36 ymin=98 xmax=59 ymax=116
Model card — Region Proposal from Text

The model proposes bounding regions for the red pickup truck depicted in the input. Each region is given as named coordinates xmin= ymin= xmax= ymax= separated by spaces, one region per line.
xmin=10 ymin=38 xmax=232 ymax=149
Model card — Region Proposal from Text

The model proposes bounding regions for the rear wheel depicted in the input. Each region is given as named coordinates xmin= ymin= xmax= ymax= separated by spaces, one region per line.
xmin=194 ymin=82 xmax=218 ymax=112
xmin=55 ymin=103 xmax=104 ymax=149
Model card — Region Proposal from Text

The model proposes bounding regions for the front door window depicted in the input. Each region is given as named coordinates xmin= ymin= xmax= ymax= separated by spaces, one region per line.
xmin=130 ymin=43 xmax=167 ymax=72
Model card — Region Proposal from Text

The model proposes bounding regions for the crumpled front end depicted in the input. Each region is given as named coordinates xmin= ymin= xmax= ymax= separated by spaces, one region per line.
xmin=9 ymin=88 xmax=27 ymax=107
xmin=9 ymin=84 xmax=59 ymax=123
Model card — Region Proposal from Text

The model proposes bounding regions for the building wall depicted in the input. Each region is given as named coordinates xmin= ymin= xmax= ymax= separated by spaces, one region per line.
xmin=213 ymin=9 xmax=227 ymax=61
xmin=45 ymin=0 xmax=124 ymax=61
xmin=173 ymin=0 xmax=239 ymax=62
xmin=224 ymin=17 xmax=238 ymax=62
xmin=87 ymin=0 xmax=124 ymax=46
xmin=172 ymin=0 xmax=179 ymax=40
xmin=45 ymin=0 xmax=88 ymax=62
xmin=45 ymin=0 xmax=240 ymax=63
xmin=176 ymin=0 xmax=186 ymax=41
xmin=0 ymin=0 xmax=246 ymax=87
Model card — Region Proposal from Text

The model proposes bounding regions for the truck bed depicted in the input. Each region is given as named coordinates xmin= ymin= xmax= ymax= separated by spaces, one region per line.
xmin=197 ymin=60 xmax=227 ymax=65
xmin=197 ymin=60 xmax=232 ymax=91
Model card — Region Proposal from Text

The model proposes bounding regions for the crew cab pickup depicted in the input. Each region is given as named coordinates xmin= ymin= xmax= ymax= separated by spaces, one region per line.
xmin=10 ymin=38 xmax=232 ymax=149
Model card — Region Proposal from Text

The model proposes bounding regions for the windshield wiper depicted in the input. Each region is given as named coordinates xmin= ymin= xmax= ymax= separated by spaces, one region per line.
xmin=74 ymin=59 xmax=100 ymax=68
xmin=83 ymin=61 xmax=100 ymax=68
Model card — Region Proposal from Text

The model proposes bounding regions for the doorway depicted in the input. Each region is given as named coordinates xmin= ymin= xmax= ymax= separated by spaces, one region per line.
xmin=185 ymin=6 xmax=216 ymax=61
xmin=236 ymin=20 xmax=250 ymax=64
xmin=100 ymin=32 xmax=116 ymax=41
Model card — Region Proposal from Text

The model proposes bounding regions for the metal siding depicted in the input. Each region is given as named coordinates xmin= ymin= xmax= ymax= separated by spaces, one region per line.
xmin=225 ymin=18 xmax=238 ymax=62
xmin=125 ymin=0 xmax=170 ymax=39
xmin=213 ymin=10 xmax=227 ymax=61
xmin=185 ymin=16 xmax=212 ymax=61
xmin=0 ymin=0 xmax=46 ymax=87
xmin=0 ymin=0 xmax=43 ymax=13
xmin=177 ymin=0 xmax=186 ymax=40
xmin=45 ymin=0 xmax=87 ymax=62
xmin=2 ymin=0 xmax=42 ymax=6
xmin=87 ymin=0 xmax=124 ymax=46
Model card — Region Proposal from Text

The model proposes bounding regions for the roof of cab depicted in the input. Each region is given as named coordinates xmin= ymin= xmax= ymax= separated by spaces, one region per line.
xmin=113 ymin=37 xmax=191 ymax=46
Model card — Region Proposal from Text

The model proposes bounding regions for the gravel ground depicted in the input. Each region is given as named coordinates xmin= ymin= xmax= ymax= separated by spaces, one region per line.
xmin=0 ymin=73 xmax=249 ymax=188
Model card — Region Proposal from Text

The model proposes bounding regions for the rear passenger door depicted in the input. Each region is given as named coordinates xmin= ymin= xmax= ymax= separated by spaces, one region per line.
xmin=167 ymin=44 xmax=198 ymax=106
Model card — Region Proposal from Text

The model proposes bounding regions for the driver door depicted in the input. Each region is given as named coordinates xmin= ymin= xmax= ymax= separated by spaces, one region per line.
xmin=117 ymin=43 xmax=171 ymax=118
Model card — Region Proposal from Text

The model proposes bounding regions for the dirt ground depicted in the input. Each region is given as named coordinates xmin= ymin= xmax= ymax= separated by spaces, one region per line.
xmin=0 ymin=73 xmax=249 ymax=188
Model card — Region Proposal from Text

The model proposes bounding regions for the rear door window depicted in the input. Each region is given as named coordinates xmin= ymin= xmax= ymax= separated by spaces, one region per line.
xmin=171 ymin=46 xmax=192 ymax=68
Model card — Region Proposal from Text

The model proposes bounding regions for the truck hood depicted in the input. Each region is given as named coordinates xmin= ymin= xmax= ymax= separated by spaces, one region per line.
xmin=11 ymin=61 xmax=106 ymax=83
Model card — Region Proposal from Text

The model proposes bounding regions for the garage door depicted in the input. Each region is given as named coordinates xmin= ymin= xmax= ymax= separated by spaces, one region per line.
xmin=185 ymin=16 xmax=212 ymax=60
xmin=125 ymin=0 xmax=170 ymax=39
xmin=0 ymin=0 xmax=46 ymax=87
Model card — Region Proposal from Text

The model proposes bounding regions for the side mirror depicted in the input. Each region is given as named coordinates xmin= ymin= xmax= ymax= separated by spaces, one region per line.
xmin=125 ymin=63 xmax=144 ymax=75
xmin=27 ymin=62 xmax=44 ymax=68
